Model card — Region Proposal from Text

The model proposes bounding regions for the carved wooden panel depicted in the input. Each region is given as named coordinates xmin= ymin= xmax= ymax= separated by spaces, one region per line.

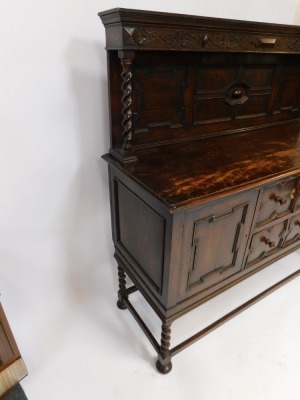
xmin=115 ymin=179 xmax=166 ymax=294
xmin=177 ymin=191 xmax=258 ymax=299
xmin=194 ymin=63 xmax=276 ymax=124
xmin=107 ymin=47 xmax=300 ymax=150
xmin=187 ymin=203 xmax=248 ymax=289
xmin=274 ymin=65 xmax=300 ymax=113
xmin=236 ymin=64 xmax=275 ymax=118
xmin=132 ymin=66 xmax=188 ymax=134
xmin=256 ymin=177 xmax=297 ymax=227
xmin=118 ymin=25 xmax=300 ymax=54
xmin=196 ymin=65 xmax=237 ymax=92
xmin=193 ymin=65 xmax=236 ymax=123
xmin=245 ymin=220 xmax=288 ymax=268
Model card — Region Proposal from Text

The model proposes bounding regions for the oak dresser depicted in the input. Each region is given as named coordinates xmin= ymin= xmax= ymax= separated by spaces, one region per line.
xmin=99 ymin=8 xmax=300 ymax=373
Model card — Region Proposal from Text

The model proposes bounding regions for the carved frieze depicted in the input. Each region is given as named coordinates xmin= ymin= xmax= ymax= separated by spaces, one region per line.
xmin=123 ymin=27 xmax=300 ymax=54
xmin=132 ymin=29 xmax=203 ymax=49
xmin=206 ymin=34 xmax=242 ymax=50
xmin=124 ymin=27 xmax=243 ymax=50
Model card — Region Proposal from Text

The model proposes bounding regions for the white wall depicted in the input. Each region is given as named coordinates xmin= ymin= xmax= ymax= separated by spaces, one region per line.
xmin=0 ymin=1 xmax=300 ymax=399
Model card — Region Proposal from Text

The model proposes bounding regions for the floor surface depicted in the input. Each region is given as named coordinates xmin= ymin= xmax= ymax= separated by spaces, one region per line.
xmin=4 ymin=385 xmax=27 ymax=400
xmin=20 ymin=252 xmax=300 ymax=400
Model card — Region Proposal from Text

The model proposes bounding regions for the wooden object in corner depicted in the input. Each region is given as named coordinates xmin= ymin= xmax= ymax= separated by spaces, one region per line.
xmin=0 ymin=303 xmax=27 ymax=398
xmin=99 ymin=8 xmax=300 ymax=373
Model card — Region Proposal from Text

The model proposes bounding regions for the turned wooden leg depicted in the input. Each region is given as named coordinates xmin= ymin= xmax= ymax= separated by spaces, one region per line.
xmin=117 ymin=266 xmax=127 ymax=310
xmin=156 ymin=322 xmax=172 ymax=374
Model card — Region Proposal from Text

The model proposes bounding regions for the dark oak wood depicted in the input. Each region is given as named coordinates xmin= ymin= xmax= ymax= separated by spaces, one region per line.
xmin=100 ymin=8 xmax=300 ymax=374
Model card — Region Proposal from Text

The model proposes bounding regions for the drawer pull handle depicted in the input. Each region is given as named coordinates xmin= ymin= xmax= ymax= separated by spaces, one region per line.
xmin=253 ymin=37 xmax=277 ymax=48
xmin=232 ymin=89 xmax=243 ymax=99
xmin=262 ymin=237 xmax=276 ymax=248
xmin=202 ymin=34 xmax=209 ymax=47
xmin=274 ymin=195 xmax=287 ymax=205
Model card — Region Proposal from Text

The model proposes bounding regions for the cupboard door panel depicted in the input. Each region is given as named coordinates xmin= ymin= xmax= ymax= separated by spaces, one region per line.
xmin=178 ymin=190 xmax=257 ymax=301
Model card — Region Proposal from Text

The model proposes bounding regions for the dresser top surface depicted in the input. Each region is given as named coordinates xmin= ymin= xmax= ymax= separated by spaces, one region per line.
xmin=105 ymin=123 xmax=300 ymax=210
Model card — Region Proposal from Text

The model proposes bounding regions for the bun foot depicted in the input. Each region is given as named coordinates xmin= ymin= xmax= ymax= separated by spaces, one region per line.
xmin=117 ymin=299 xmax=127 ymax=310
xmin=156 ymin=360 xmax=172 ymax=374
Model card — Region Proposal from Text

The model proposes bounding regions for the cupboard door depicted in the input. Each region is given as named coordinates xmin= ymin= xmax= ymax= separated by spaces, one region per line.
xmin=0 ymin=304 xmax=27 ymax=398
xmin=178 ymin=190 xmax=258 ymax=300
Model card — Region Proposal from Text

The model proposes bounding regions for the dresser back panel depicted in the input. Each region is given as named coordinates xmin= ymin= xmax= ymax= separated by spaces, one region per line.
xmin=108 ymin=51 xmax=300 ymax=149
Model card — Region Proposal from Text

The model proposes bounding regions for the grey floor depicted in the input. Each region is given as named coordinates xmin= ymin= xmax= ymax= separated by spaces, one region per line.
xmin=4 ymin=385 xmax=27 ymax=400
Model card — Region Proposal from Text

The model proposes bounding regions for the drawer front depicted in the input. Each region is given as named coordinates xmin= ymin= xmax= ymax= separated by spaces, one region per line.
xmin=177 ymin=190 xmax=258 ymax=300
xmin=256 ymin=177 xmax=297 ymax=227
xmin=245 ymin=220 xmax=289 ymax=268
xmin=296 ymin=192 xmax=300 ymax=211
xmin=284 ymin=214 xmax=300 ymax=247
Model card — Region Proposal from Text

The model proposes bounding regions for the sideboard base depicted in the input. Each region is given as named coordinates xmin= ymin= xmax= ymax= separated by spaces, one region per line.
xmin=117 ymin=264 xmax=300 ymax=373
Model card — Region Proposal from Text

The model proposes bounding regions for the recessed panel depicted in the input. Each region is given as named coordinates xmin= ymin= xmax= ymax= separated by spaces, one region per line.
xmin=236 ymin=94 xmax=269 ymax=118
xmin=242 ymin=65 xmax=275 ymax=89
xmin=278 ymin=65 xmax=300 ymax=111
xmin=196 ymin=65 xmax=237 ymax=92
xmin=194 ymin=98 xmax=232 ymax=123
xmin=132 ymin=66 xmax=187 ymax=133
xmin=188 ymin=204 xmax=246 ymax=289
xmin=116 ymin=180 xmax=166 ymax=293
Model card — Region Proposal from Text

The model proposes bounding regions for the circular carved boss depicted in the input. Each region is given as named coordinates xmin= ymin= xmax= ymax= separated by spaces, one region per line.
xmin=225 ymin=82 xmax=250 ymax=105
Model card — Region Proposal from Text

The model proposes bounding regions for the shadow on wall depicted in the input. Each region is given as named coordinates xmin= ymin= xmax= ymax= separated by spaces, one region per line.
xmin=63 ymin=38 xmax=117 ymax=314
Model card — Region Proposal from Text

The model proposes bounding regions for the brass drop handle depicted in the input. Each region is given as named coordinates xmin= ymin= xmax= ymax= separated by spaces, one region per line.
xmin=262 ymin=237 xmax=276 ymax=248
xmin=274 ymin=195 xmax=287 ymax=205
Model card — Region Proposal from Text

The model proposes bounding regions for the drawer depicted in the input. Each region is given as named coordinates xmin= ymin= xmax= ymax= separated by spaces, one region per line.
xmin=283 ymin=214 xmax=300 ymax=247
xmin=256 ymin=177 xmax=297 ymax=227
xmin=245 ymin=220 xmax=289 ymax=268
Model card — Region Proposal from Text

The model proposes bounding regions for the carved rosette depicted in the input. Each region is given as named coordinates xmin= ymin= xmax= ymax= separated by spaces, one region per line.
xmin=288 ymin=39 xmax=300 ymax=52
xmin=120 ymin=58 xmax=133 ymax=150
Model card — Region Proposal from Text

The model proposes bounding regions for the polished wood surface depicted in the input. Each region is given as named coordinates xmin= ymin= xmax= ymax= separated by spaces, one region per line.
xmin=104 ymin=122 xmax=300 ymax=209
xmin=100 ymin=8 xmax=300 ymax=373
